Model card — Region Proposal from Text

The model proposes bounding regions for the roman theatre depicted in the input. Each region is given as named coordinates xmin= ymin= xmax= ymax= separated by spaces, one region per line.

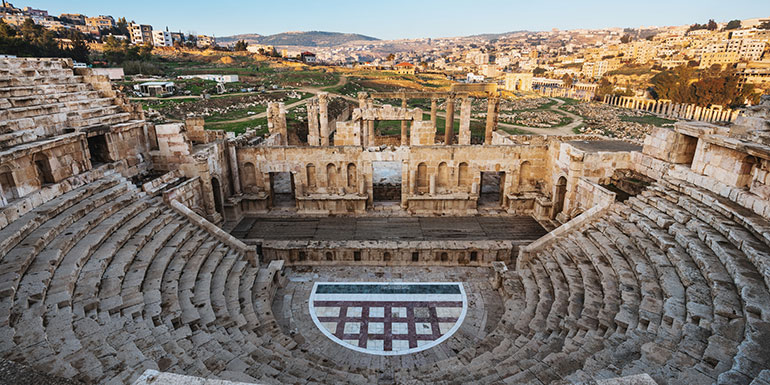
xmin=1 ymin=58 xmax=770 ymax=385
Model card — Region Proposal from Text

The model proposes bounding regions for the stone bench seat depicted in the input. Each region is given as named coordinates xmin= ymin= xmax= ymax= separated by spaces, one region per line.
xmin=0 ymin=181 xmax=131 ymax=316
xmin=0 ymin=67 xmax=75 ymax=78
xmin=0 ymin=98 xmax=115 ymax=121
xmin=0 ymin=75 xmax=84 ymax=88
xmin=1 ymin=90 xmax=101 ymax=108
xmin=623 ymin=197 xmax=758 ymax=380
xmin=0 ymin=83 xmax=90 ymax=98
xmin=0 ymin=176 xmax=119 ymax=256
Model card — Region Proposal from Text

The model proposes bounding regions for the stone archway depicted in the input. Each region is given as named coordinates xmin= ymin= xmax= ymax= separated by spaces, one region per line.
xmin=553 ymin=176 xmax=567 ymax=219
xmin=211 ymin=177 xmax=224 ymax=214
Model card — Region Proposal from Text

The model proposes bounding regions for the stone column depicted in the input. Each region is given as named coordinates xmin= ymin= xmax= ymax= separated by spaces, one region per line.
xmin=358 ymin=93 xmax=368 ymax=146
xmin=444 ymin=97 xmax=455 ymax=144
xmin=485 ymin=96 xmax=499 ymax=145
xmin=267 ymin=102 xmax=287 ymax=145
xmin=430 ymin=97 xmax=438 ymax=130
xmin=228 ymin=144 xmax=241 ymax=195
xmin=318 ymin=92 xmax=329 ymax=146
xmin=307 ymin=99 xmax=320 ymax=146
xmin=400 ymin=98 xmax=408 ymax=146
xmin=429 ymin=174 xmax=436 ymax=195
xmin=367 ymin=99 xmax=375 ymax=146
xmin=458 ymin=97 xmax=472 ymax=145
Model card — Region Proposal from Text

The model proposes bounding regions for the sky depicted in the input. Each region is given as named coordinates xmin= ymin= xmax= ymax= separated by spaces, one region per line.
xmin=20 ymin=0 xmax=770 ymax=40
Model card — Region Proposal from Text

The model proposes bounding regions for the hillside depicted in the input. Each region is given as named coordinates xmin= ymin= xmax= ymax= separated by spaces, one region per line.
xmin=219 ymin=31 xmax=379 ymax=47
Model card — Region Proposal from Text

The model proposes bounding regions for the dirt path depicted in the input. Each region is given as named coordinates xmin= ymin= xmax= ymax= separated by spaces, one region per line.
xmin=497 ymin=98 xmax=583 ymax=135
xmin=206 ymin=75 xmax=355 ymax=127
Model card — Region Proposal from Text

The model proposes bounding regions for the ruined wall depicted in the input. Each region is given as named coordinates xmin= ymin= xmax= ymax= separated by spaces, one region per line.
xmin=643 ymin=126 xmax=698 ymax=164
xmin=261 ymin=241 xmax=521 ymax=267
xmin=162 ymin=176 xmax=206 ymax=215
xmin=236 ymin=143 xmax=558 ymax=215
xmin=553 ymin=142 xmax=635 ymax=217
xmin=108 ymin=123 xmax=149 ymax=176
xmin=573 ymin=178 xmax=617 ymax=214
xmin=691 ymin=140 xmax=755 ymax=188
xmin=750 ymin=158 xmax=770 ymax=200
xmin=0 ymin=134 xmax=91 ymax=200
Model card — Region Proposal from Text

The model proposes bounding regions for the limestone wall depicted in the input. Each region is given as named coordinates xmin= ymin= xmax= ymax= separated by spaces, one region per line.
xmin=750 ymin=158 xmax=770 ymax=200
xmin=0 ymin=133 xmax=91 ymax=201
xmin=162 ymin=176 xmax=205 ymax=214
xmin=642 ymin=126 xmax=698 ymax=164
xmin=573 ymin=178 xmax=617 ymax=214
xmin=261 ymin=240 xmax=521 ymax=267
xmin=691 ymin=140 xmax=756 ymax=188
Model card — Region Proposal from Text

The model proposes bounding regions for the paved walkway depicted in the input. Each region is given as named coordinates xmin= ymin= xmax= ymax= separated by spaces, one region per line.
xmin=231 ymin=216 xmax=547 ymax=241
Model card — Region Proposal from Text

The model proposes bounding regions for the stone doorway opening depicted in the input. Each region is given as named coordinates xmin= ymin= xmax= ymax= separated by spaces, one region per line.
xmin=372 ymin=161 xmax=402 ymax=206
xmin=270 ymin=172 xmax=295 ymax=208
xmin=553 ymin=176 xmax=567 ymax=218
xmin=479 ymin=171 xmax=504 ymax=208
xmin=87 ymin=134 xmax=111 ymax=165
xmin=211 ymin=177 xmax=224 ymax=214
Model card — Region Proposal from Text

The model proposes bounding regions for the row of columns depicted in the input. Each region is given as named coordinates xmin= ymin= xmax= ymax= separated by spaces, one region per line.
xmin=536 ymin=87 xmax=594 ymax=101
xmin=604 ymin=95 xmax=741 ymax=123
xmin=350 ymin=92 xmax=501 ymax=146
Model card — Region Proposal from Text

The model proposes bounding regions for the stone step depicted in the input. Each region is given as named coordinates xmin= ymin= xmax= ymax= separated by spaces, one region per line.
xmin=0 ymin=181 xmax=131 ymax=306
xmin=0 ymin=176 xmax=120 ymax=259
xmin=1 ymin=90 xmax=101 ymax=108
xmin=0 ymin=83 xmax=90 ymax=98
xmin=0 ymin=98 xmax=115 ymax=121
xmin=0 ymin=75 xmax=84 ymax=88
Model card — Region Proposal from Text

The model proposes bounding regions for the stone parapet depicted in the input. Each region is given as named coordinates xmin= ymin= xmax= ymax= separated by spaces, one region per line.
xmin=169 ymin=200 xmax=258 ymax=266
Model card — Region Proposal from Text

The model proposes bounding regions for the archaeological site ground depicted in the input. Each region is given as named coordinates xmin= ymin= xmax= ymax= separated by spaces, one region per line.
xmin=1 ymin=57 xmax=770 ymax=385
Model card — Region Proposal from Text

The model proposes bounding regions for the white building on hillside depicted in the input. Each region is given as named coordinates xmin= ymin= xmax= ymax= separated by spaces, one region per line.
xmin=152 ymin=30 xmax=172 ymax=47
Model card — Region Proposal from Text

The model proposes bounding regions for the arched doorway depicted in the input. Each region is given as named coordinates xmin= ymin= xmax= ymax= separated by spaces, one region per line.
xmin=33 ymin=153 xmax=55 ymax=185
xmin=211 ymin=177 xmax=223 ymax=214
xmin=0 ymin=166 xmax=17 ymax=203
xmin=553 ymin=176 xmax=567 ymax=218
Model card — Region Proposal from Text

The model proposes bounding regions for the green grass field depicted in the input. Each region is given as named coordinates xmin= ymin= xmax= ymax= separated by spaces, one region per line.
xmin=619 ymin=115 xmax=676 ymax=127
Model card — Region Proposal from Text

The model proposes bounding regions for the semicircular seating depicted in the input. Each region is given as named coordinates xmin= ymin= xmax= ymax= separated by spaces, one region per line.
xmin=1 ymin=58 xmax=770 ymax=385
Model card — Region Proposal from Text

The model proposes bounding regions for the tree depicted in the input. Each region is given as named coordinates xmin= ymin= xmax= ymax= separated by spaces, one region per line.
xmin=707 ymin=19 xmax=718 ymax=31
xmin=138 ymin=43 xmax=153 ymax=60
xmin=533 ymin=67 xmax=546 ymax=76
xmin=725 ymin=20 xmax=741 ymax=30
xmin=116 ymin=17 xmax=129 ymax=36
xmin=759 ymin=21 xmax=770 ymax=30
xmin=69 ymin=35 xmax=90 ymax=64
xmin=595 ymin=78 xmax=614 ymax=100
xmin=233 ymin=40 xmax=248 ymax=51
xmin=561 ymin=74 xmax=573 ymax=88
xmin=650 ymin=65 xmax=758 ymax=107
xmin=386 ymin=53 xmax=395 ymax=61
xmin=620 ymin=34 xmax=632 ymax=44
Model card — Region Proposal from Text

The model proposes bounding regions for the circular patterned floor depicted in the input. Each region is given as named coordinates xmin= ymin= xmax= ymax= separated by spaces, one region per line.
xmin=271 ymin=266 xmax=503 ymax=372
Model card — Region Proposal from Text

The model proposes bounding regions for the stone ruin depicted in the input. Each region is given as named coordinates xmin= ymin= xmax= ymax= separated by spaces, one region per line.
xmin=0 ymin=57 xmax=769 ymax=384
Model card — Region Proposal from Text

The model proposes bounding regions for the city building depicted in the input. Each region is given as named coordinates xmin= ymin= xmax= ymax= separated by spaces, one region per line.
xmin=504 ymin=72 xmax=533 ymax=91
xmin=59 ymin=13 xmax=86 ymax=25
xmin=196 ymin=35 xmax=216 ymax=48
xmin=85 ymin=15 xmax=115 ymax=30
xmin=301 ymin=51 xmax=317 ymax=64
xmin=21 ymin=6 xmax=46 ymax=17
xmin=699 ymin=51 xmax=739 ymax=69
xmin=394 ymin=62 xmax=416 ymax=75
xmin=130 ymin=23 xmax=153 ymax=45
xmin=152 ymin=30 xmax=173 ymax=47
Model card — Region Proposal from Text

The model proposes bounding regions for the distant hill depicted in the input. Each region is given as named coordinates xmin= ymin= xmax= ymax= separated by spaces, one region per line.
xmin=218 ymin=31 xmax=379 ymax=47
